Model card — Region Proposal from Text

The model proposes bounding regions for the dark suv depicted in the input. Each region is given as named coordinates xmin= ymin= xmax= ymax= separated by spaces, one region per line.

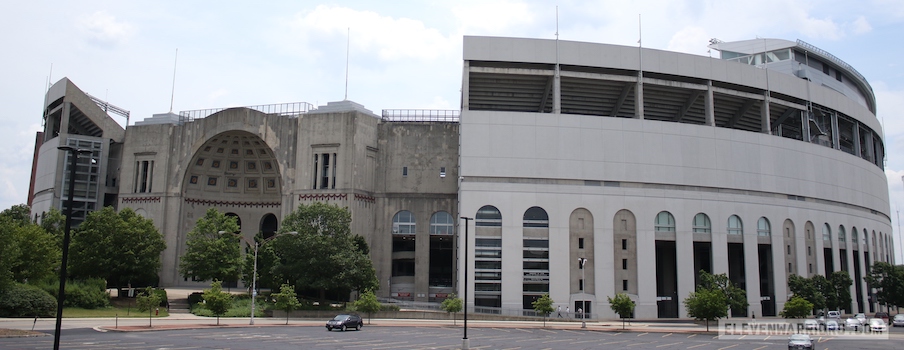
xmin=326 ymin=314 xmax=363 ymax=331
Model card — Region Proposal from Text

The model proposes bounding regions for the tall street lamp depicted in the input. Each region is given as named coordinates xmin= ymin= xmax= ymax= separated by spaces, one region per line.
xmin=460 ymin=216 xmax=472 ymax=350
xmin=578 ymin=257 xmax=587 ymax=329
xmin=53 ymin=146 xmax=91 ymax=350
xmin=220 ymin=230 xmax=297 ymax=325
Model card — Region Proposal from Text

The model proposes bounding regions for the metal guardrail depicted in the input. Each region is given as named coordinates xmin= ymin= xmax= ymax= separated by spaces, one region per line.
xmin=796 ymin=39 xmax=872 ymax=93
xmin=179 ymin=102 xmax=314 ymax=123
xmin=377 ymin=297 xmax=595 ymax=319
xmin=381 ymin=109 xmax=460 ymax=122
xmin=86 ymin=93 xmax=130 ymax=119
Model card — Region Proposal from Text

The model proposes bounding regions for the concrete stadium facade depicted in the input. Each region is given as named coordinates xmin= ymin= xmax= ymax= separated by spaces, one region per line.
xmin=457 ymin=36 xmax=892 ymax=319
xmin=29 ymin=35 xmax=894 ymax=320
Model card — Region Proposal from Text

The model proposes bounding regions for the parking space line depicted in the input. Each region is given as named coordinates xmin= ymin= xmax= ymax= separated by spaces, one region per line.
xmin=717 ymin=344 xmax=738 ymax=350
xmin=662 ymin=333 xmax=672 ymax=337
xmin=686 ymin=343 xmax=710 ymax=349
xmin=686 ymin=334 xmax=696 ymax=339
xmin=637 ymin=332 xmax=649 ymax=336
xmin=626 ymin=341 xmax=654 ymax=347
xmin=656 ymin=341 xmax=682 ymax=347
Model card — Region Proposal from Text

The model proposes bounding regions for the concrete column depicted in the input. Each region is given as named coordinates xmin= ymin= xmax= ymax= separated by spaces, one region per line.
xmin=772 ymin=230 xmax=788 ymax=314
xmin=831 ymin=112 xmax=840 ymax=150
xmin=815 ymin=236 xmax=826 ymax=277
xmin=635 ymin=72 xmax=644 ymax=119
xmin=461 ymin=61 xmax=470 ymax=111
xmin=553 ymin=65 xmax=561 ymax=114
xmin=712 ymin=231 xmax=729 ymax=276
xmin=845 ymin=238 xmax=856 ymax=312
xmin=705 ymin=81 xmax=715 ymax=126
xmin=675 ymin=233 xmax=695 ymax=318
xmin=761 ymin=93 xmax=771 ymax=134
xmin=415 ymin=214 xmax=430 ymax=302
xmin=743 ymin=232 xmax=762 ymax=317
xmin=636 ymin=230 xmax=656 ymax=318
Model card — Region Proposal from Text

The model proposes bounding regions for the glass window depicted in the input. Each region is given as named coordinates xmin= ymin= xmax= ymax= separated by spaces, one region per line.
xmin=654 ymin=211 xmax=675 ymax=232
xmin=727 ymin=215 xmax=743 ymax=235
xmin=523 ymin=206 xmax=549 ymax=228
xmin=429 ymin=211 xmax=454 ymax=235
xmin=476 ymin=238 xmax=501 ymax=247
xmin=838 ymin=225 xmax=846 ymax=242
xmin=823 ymin=223 xmax=831 ymax=241
xmin=863 ymin=229 xmax=868 ymax=245
xmin=392 ymin=210 xmax=416 ymax=234
xmin=523 ymin=239 xmax=549 ymax=248
xmin=757 ymin=217 xmax=771 ymax=236
xmin=693 ymin=213 xmax=711 ymax=233
xmin=852 ymin=227 xmax=858 ymax=243
xmin=475 ymin=205 xmax=502 ymax=227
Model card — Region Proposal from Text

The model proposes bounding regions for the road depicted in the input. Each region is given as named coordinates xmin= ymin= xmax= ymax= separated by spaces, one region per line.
xmin=1 ymin=323 xmax=900 ymax=349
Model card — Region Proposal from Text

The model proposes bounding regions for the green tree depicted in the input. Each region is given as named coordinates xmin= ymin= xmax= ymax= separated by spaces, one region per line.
xmin=271 ymin=203 xmax=378 ymax=302
xmin=39 ymin=208 xmax=65 ymax=247
xmin=0 ymin=204 xmax=33 ymax=226
xmin=698 ymin=270 xmax=747 ymax=317
xmin=532 ymin=294 xmax=554 ymax=327
xmin=607 ymin=293 xmax=635 ymax=330
xmin=780 ymin=296 xmax=814 ymax=319
xmin=441 ymin=294 xmax=463 ymax=325
xmin=179 ymin=208 xmax=241 ymax=283
xmin=684 ymin=287 xmax=728 ymax=331
xmin=827 ymin=271 xmax=853 ymax=312
xmin=202 ymin=280 xmax=233 ymax=325
xmin=136 ymin=287 xmax=163 ymax=327
xmin=0 ymin=219 xmax=16 ymax=291
xmin=788 ymin=274 xmax=825 ymax=314
xmin=353 ymin=290 xmax=382 ymax=325
xmin=864 ymin=262 xmax=904 ymax=309
xmin=69 ymin=207 xmax=166 ymax=288
xmin=0 ymin=205 xmax=60 ymax=284
xmin=272 ymin=283 xmax=301 ymax=325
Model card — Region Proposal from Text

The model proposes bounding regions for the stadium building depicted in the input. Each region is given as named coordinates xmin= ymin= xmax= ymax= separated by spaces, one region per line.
xmin=30 ymin=36 xmax=894 ymax=319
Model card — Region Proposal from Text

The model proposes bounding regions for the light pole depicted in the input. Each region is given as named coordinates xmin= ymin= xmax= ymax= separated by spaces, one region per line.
xmin=220 ymin=230 xmax=297 ymax=325
xmin=579 ymin=257 xmax=587 ymax=329
xmin=53 ymin=146 xmax=91 ymax=350
xmin=460 ymin=216 xmax=472 ymax=350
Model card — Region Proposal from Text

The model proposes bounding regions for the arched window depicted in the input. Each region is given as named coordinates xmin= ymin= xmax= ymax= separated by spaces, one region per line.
xmin=851 ymin=227 xmax=858 ymax=243
xmin=260 ymin=213 xmax=278 ymax=239
xmin=225 ymin=212 xmax=242 ymax=232
xmin=430 ymin=211 xmax=454 ymax=235
xmin=523 ymin=206 xmax=549 ymax=228
xmin=823 ymin=223 xmax=832 ymax=241
xmin=757 ymin=217 xmax=771 ymax=236
xmin=475 ymin=205 xmax=502 ymax=227
xmin=693 ymin=213 xmax=711 ymax=233
xmin=838 ymin=225 xmax=846 ymax=243
xmin=863 ymin=228 xmax=868 ymax=245
xmin=392 ymin=210 xmax=416 ymax=234
xmin=727 ymin=215 xmax=743 ymax=235
xmin=654 ymin=211 xmax=675 ymax=232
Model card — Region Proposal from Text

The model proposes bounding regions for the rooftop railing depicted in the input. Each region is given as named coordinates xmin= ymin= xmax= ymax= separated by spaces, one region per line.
xmin=179 ymin=102 xmax=314 ymax=123
xmin=382 ymin=109 xmax=460 ymax=122
xmin=796 ymin=39 xmax=872 ymax=93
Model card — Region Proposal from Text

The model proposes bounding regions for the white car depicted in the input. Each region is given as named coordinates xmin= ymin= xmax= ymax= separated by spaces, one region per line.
xmin=844 ymin=317 xmax=861 ymax=330
xmin=827 ymin=310 xmax=841 ymax=319
xmin=869 ymin=318 xmax=887 ymax=332
xmin=803 ymin=319 xmax=819 ymax=330
xmin=893 ymin=314 xmax=904 ymax=327
xmin=825 ymin=319 xmax=840 ymax=330
xmin=854 ymin=313 xmax=867 ymax=325
xmin=788 ymin=334 xmax=814 ymax=350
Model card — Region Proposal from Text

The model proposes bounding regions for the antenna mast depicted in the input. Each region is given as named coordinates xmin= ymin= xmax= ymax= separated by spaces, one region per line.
xmin=170 ymin=48 xmax=178 ymax=113
xmin=345 ymin=28 xmax=350 ymax=100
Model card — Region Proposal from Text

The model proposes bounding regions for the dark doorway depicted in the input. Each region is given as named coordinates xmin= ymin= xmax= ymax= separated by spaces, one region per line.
xmin=853 ymin=251 xmax=863 ymax=313
xmin=758 ymin=244 xmax=775 ymax=316
xmin=728 ymin=243 xmax=747 ymax=317
xmin=693 ymin=242 xmax=713 ymax=286
xmin=655 ymin=240 xmax=678 ymax=318
xmin=260 ymin=214 xmax=277 ymax=239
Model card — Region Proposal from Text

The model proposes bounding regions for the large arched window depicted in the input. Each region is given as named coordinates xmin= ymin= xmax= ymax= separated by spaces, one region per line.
xmin=693 ymin=213 xmax=711 ymax=233
xmin=851 ymin=227 xmax=858 ymax=243
xmin=225 ymin=212 xmax=242 ymax=232
xmin=654 ymin=211 xmax=675 ymax=232
xmin=392 ymin=210 xmax=416 ymax=234
xmin=838 ymin=225 xmax=846 ymax=243
xmin=475 ymin=205 xmax=502 ymax=227
xmin=523 ymin=206 xmax=549 ymax=228
xmin=727 ymin=215 xmax=743 ymax=235
xmin=757 ymin=217 xmax=771 ymax=236
xmin=863 ymin=228 xmax=868 ymax=245
xmin=260 ymin=213 xmax=278 ymax=239
xmin=823 ymin=223 xmax=832 ymax=241
xmin=430 ymin=211 xmax=454 ymax=235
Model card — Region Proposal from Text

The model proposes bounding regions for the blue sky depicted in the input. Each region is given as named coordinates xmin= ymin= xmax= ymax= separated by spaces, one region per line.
xmin=2 ymin=0 xmax=903 ymax=261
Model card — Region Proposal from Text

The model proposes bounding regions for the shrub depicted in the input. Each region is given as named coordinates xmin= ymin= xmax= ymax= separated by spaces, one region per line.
xmin=34 ymin=278 xmax=110 ymax=309
xmin=187 ymin=292 xmax=204 ymax=306
xmin=0 ymin=284 xmax=57 ymax=317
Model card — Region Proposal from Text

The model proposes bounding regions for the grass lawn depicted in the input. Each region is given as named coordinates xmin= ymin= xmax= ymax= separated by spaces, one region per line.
xmin=63 ymin=306 xmax=169 ymax=318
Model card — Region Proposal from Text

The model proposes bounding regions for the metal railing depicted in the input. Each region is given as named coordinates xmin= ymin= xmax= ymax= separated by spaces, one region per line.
xmin=796 ymin=39 xmax=872 ymax=93
xmin=381 ymin=109 xmax=460 ymax=122
xmin=377 ymin=297 xmax=595 ymax=320
xmin=179 ymin=102 xmax=315 ymax=123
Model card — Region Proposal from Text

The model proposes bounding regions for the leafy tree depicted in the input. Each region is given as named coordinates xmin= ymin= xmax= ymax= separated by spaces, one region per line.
xmin=0 ymin=219 xmax=16 ymax=291
xmin=684 ymin=287 xmax=728 ymax=331
xmin=179 ymin=208 xmax=241 ymax=283
xmin=69 ymin=207 xmax=166 ymax=288
xmin=39 ymin=208 xmax=65 ymax=246
xmin=273 ymin=283 xmax=301 ymax=325
xmin=0 ymin=283 xmax=56 ymax=317
xmin=136 ymin=287 xmax=163 ymax=327
xmin=271 ymin=203 xmax=378 ymax=301
xmin=697 ymin=270 xmax=747 ymax=316
xmin=0 ymin=204 xmax=33 ymax=226
xmin=864 ymin=262 xmax=904 ymax=309
xmin=607 ymin=293 xmax=635 ymax=330
xmin=827 ymin=271 xmax=852 ymax=312
xmin=780 ymin=296 xmax=814 ymax=319
xmin=788 ymin=274 xmax=825 ymax=314
xmin=353 ymin=290 xmax=382 ymax=325
xmin=441 ymin=294 xmax=463 ymax=325
xmin=202 ymin=280 xmax=233 ymax=325
xmin=532 ymin=293 xmax=554 ymax=327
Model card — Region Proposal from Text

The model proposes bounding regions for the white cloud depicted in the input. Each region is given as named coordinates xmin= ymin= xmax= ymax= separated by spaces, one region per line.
xmin=850 ymin=16 xmax=873 ymax=34
xmin=667 ymin=26 xmax=711 ymax=55
xmin=79 ymin=11 xmax=134 ymax=47
xmin=281 ymin=5 xmax=455 ymax=62
xmin=451 ymin=0 xmax=536 ymax=35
